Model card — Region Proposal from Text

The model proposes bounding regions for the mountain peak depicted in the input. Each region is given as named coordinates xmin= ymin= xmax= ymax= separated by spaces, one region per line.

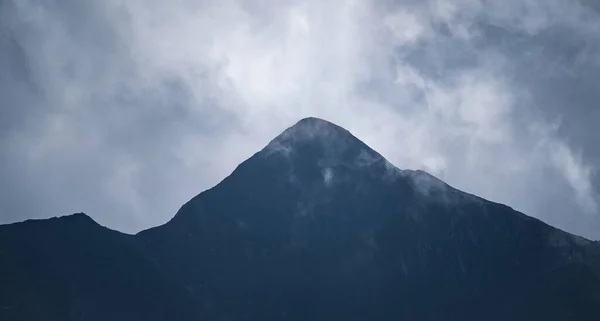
xmin=0 ymin=212 xmax=96 ymax=229
xmin=36 ymin=212 xmax=96 ymax=225
xmin=263 ymin=117 xmax=389 ymax=171
xmin=268 ymin=117 xmax=351 ymax=146
xmin=295 ymin=116 xmax=337 ymax=126
xmin=53 ymin=212 xmax=96 ymax=223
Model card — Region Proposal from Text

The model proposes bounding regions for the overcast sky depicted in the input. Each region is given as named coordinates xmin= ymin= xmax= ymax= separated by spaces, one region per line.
xmin=1 ymin=0 xmax=599 ymax=239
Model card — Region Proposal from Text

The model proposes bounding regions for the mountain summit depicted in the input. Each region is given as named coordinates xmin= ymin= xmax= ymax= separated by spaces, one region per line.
xmin=263 ymin=117 xmax=451 ymax=198
xmin=2 ymin=117 xmax=600 ymax=321
xmin=263 ymin=117 xmax=394 ymax=182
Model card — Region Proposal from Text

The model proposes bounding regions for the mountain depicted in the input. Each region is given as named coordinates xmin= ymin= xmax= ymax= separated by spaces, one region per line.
xmin=1 ymin=117 xmax=600 ymax=321
xmin=0 ymin=213 xmax=201 ymax=321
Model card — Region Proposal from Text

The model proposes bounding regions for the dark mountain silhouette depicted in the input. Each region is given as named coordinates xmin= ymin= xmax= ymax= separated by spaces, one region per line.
xmin=1 ymin=117 xmax=599 ymax=321
xmin=0 ymin=213 xmax=201 ymax=321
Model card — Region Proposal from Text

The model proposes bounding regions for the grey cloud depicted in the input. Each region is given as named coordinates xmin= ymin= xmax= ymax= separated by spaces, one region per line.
xmin=0 ymin=0 xmax=599 ymax=238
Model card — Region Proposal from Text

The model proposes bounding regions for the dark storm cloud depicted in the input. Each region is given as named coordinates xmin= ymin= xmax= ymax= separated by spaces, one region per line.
xmin=0 ymin=0 xmax=599 ymax=238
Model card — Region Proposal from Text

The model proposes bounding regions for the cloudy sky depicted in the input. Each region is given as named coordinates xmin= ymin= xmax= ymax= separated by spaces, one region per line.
xmin=1 ymin=0 xmax=599 ymax=239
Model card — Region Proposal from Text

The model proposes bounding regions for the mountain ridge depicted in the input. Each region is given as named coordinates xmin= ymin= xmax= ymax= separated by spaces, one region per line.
xmin=1 ymin=117 xmax=600 ymax=321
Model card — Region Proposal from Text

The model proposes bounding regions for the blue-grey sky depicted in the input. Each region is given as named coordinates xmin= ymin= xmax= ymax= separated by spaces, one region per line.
xmin=1 ymin=0 xmax=599 ymax=239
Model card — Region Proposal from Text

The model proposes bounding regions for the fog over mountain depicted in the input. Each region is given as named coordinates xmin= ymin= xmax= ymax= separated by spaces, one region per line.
xmin=1 ymin=0 xmax=600 ymax=240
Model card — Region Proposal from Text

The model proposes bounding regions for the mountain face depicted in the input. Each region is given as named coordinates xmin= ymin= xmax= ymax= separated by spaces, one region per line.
xmin=1 ymin=117 xmax=600 ymax=321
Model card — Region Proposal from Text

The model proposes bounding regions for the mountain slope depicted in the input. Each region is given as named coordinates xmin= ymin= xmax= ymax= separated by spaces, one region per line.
xmin=139 ymin=117 xmax=600 ymax=321
xmin=0 ymin=213 xmax=201 ymax=321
